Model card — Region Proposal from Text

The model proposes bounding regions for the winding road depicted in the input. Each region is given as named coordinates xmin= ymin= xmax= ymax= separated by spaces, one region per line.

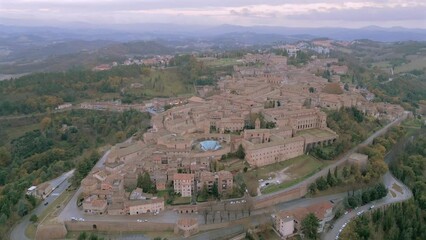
xmin=257 ymin=112 xmax=409 ymax=201
xmin=323 ymin=122 xmax=416 ymax=240
xmin=323 ymin=172 xmax=412 ymax=240
xmin=9 ymin=112 xmax=410 ymax=240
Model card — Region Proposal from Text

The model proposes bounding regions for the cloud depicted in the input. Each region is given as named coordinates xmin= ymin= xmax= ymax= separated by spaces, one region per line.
xmin=0 ymin=0 xmax=425 ymax=28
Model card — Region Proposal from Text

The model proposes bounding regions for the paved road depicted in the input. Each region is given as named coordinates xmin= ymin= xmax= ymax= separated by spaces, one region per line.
xmin=324 ymin=172 xmax=412 ymax=240
xmin=257 ymin=112 xmax=408 ymax=201
xmin=10 ymin=169 xmax=74 ymax=240
xmin=49 ymin=113 xmax=407 ymax=239
xmin=58 ymin=150 xmax=110 ymax=222
xmin=323 ymin=128 xmax=415 ymax=240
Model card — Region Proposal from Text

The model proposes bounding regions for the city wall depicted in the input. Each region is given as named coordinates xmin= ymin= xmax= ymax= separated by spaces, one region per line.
xmin=64 ymin=220 xmax=174 ymax=233
xmin=254 ymin=185 xmax=308 ymax=209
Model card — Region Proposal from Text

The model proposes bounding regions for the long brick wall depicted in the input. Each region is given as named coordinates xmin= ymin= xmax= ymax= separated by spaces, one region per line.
xmin=254 ymin=185 xmax=308 ymax=209
xmin=65 ymin=220 xmax=174 ymax=233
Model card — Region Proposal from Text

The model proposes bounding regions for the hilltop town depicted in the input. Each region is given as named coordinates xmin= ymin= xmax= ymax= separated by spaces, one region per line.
xmin=64 ymin=51 xmax=406 ymax=238
xmin=2 ymin=2 xmax=425 ymax=239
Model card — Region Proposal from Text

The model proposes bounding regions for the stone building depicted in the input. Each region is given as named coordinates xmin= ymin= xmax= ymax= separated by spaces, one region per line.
xmin=127 ymin=198 xmax=164 ymax=215
xmin=274 ymin=201 xmax=334 ymax=238
xmin=173 ymin=173 xmax=195 ymax=197
xmin=175 ymin=218 xmax=199 ymax=238
xmin=197 ymin=170 xmax=233 ymax=195
xmin=82 ymin=195 xmax=108 ymax=215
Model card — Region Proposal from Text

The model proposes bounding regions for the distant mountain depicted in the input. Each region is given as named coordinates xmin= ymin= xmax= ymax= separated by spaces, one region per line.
xmin=1 ymin=22 xmax=426 ymax=74
xmin=202 ymin=25 xmax=426 ymax=42
xmin=1 ymin=23 xmax=426 ymax=43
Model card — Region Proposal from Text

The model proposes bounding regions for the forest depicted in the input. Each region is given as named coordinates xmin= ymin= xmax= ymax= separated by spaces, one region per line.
xmin=340 ymin=130 xmax=426 ymax=240
xmin=331 ymin=41 xmax=426 ymax=112
xmin=0 ymin=54 xmax=230 ymax=116
xmin=0 ymin=109 xmax=150 ymax=236
xmin=311 ymin=107 xmax=385 ymax=160
xmin=309 ymin=124 xmax=405 ymax=197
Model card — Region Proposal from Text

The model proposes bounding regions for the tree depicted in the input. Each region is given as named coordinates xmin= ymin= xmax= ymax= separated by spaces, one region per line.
xmin=78 ymin=232 xmax=87 ymax=240
xmin=115 ymin=131 xmax=125 ymax=141
xmin=308 ymin=182 xmax=317 ymax=194
xmin=17 ymin=199 xmax=29 ymax=217
xmin=301 ymin=213 xmax=320 ymax=240
xmin=40 ymin=117 xmax=52 ymax=132
xmin=327 ymin=169 xmax=335 ymax=187
xmin=342 ymin=166 xmax=349 ymax=178
xmin=235 ymin=144 xmax=245 ymax=159
xmin=89 ymin=233 xmax=99 ymax=240
xmin=0 ymin=147 xmax=11 ymax=167
xmin=0 ymin=213 xmax=7 ymax=224
xmin=29 ymin=214 xmax=38 ymax=223
xmin=212 ymin=181 xmax=219 ymax=199
xmin=375 ymin=183 xmax=388 ymax=198
xmin=199 ymin=185 xmax=209 ymax=200
xmin=316 ymin=176 xmax=328 ymax=191
xmin=344 ymin=83 xmax=349 ymax=91
xmin=137 ymin=172 xmax=156 ymax=193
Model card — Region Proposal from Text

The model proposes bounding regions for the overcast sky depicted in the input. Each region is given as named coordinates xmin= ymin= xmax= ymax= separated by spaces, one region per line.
xmin=1 ymin=0 xmax=425 ymax=28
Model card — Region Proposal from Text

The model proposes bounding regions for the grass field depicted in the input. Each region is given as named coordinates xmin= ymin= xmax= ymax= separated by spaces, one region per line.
xmin=395 ymin=55 xmax=426 ymax=73
xmin=223 ymin=159 xmax=247 ymax=172
xmin=402 ymin=117 xmax=423 ymax=136
xmin=243 ymin=155 xmax=327 ymax=195
xmin=200 ymin=57 xmax=242 ymax=68
xmin=172 ymin=196 xmax=191 ymax=205
xmin=255 ymin=228 xmax=282 ymax=240
xmin=2 ymin=122 xmax=40 ymax=147
xmin=127 ymin=68 xmax=194 ymax=98
xmin=261 ymin=155 xmax=326 ymax=194
xmin=371 ymin=55 xmax=426 ymax=74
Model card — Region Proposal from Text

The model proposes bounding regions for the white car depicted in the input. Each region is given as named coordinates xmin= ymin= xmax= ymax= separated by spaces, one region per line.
xmin=241 ymin=200 xmax=246 ymax=203
xmin=230 ymin=201 xmax=235 ymax=204
xmin=137 ymin=219 xmax=142 ymax=222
